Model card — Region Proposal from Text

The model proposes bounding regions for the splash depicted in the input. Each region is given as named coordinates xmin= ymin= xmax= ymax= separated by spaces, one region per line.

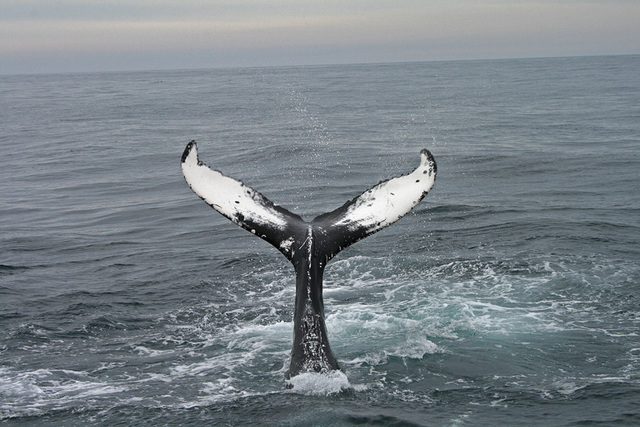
xmin=285 ymin=370 xmax=351 ymax=395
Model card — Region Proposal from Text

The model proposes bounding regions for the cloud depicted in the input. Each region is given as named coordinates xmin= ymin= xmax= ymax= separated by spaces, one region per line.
xmin=1 ymin=0 xmax=639 ymax=73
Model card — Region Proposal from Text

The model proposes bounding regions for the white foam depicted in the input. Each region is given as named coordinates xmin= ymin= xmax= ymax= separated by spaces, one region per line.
xmin=0 ymin=367 xmax=130 ymax=419
xmin=0 ymin=367 xmax=43 ymax=398
xmin=390 ymin=335 xmax=443 ymax=359
xmin=348 ymin=335 xmax=445 ymax=367
xmin=554 ymin=381 xmax=585 ymax=395
xmin=285 ymin=370 xmax=351 ymax=395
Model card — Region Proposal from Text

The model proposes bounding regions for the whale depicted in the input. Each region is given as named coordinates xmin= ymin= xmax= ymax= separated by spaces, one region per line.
xmin=180 ymin=141 xmax=437 ymax=379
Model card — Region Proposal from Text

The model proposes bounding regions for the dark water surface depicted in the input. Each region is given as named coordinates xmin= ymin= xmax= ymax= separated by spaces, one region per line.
xmin=1 ymin=55 xmax=639 ymax=425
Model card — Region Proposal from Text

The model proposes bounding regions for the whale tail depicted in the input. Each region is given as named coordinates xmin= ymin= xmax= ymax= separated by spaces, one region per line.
xmin=181 ymin=140 xmax=436 ymax=379
xmin=181 ymin=140 xmax=437 ymax=263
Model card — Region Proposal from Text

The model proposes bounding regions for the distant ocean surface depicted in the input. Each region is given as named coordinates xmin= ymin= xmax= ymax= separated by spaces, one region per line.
xmin=1 ymin=55 xmax=639 ymax=426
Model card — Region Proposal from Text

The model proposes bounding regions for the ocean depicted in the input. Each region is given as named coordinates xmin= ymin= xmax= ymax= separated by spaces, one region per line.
xmin=0 ymin=55 xmax=638 ymax=425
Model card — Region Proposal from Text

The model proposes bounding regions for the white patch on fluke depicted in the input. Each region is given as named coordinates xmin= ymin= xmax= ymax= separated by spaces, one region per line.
xmin=333 ymin=150 xmax=436 ymax=232
xmin=181 ymin=143 xmax=287 ymax=230
xmin=279 ymin=236 xmax=295 ymax=251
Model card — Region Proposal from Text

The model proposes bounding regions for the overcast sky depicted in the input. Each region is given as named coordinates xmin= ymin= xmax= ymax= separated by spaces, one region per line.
xmin=1 ymin=0 xmax=639 ymax=74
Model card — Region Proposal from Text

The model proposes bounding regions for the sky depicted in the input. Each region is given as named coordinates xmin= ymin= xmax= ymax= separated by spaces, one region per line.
xmin=1 ymin=0 xmax=639 ymax=74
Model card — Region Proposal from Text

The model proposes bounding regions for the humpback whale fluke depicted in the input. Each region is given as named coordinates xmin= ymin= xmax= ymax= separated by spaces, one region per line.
xmin=181 ymin=140 xmax=437 ymax=379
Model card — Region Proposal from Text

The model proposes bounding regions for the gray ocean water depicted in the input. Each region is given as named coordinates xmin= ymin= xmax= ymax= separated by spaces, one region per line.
xmin=1 ymin=55 xmax=639 ymax=425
